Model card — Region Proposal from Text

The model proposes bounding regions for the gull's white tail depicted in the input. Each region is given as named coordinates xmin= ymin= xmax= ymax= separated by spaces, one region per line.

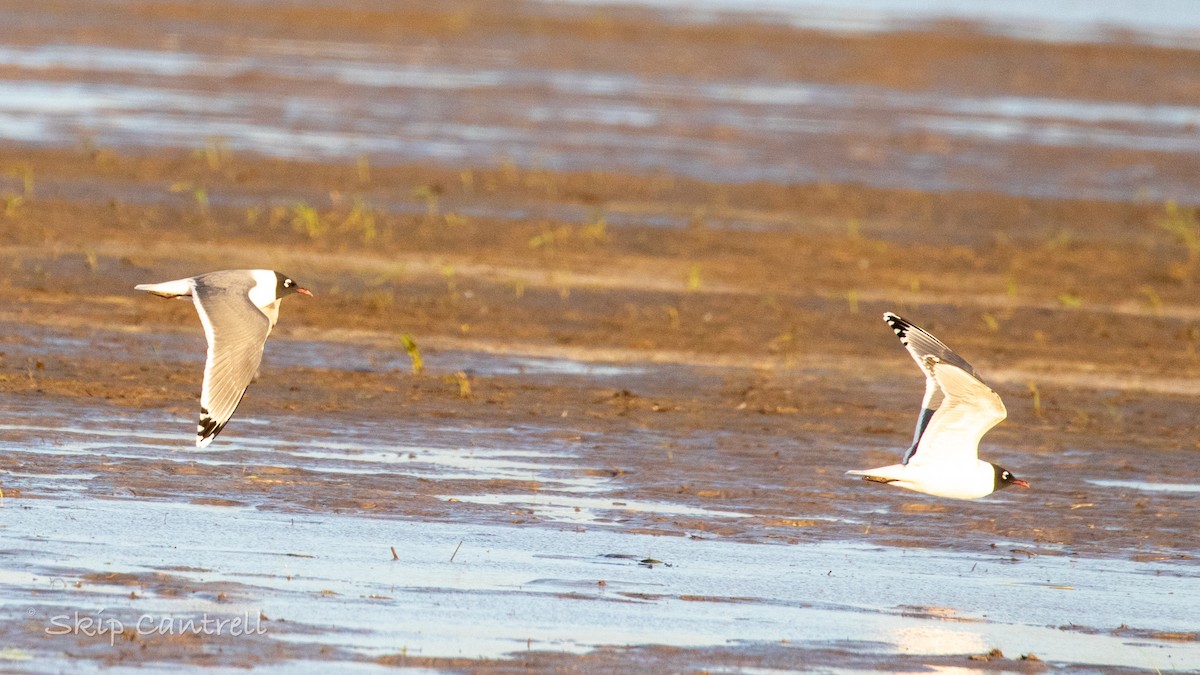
xmin=134 ymin=278 xmax=194 ymax=298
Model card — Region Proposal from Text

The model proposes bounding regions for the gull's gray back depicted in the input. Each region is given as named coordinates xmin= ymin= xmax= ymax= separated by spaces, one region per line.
xmin=194 ymin=270 xmax=258 ymax=295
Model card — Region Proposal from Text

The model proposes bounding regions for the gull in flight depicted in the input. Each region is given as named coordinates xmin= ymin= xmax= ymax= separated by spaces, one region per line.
xmin=847 ymin=312 xmax=1028 ymax=499
xmin=136 ymin=269 xmax=311 ymax=447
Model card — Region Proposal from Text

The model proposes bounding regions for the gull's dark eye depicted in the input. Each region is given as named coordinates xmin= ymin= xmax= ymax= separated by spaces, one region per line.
xmin=1002 ymin=471 xmax=1010 ymax=479
xmin=285 ymin=279 xmax=293 ymax=287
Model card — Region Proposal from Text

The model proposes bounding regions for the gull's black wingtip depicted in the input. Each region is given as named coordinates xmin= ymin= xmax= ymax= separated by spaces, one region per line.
xmin=883 ymin=312 xmax=912 ymax=338
xmin=197 ymin=409 xmax=226 ymax=448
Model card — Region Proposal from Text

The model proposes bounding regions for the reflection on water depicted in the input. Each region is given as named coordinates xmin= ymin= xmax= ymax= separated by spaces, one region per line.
xmin=890 ymin=625 xmax=988 ymax=655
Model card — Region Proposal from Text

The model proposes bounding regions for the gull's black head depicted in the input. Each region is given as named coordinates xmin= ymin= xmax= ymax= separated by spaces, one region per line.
xmin=992 ymin=464 xmax=1030 ymax=492
xmin=274 ymin=271 xmax=313 ymax=299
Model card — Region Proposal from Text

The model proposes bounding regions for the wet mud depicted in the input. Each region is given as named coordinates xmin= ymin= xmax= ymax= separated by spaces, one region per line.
xmin=1 ymin=0 xmax=1199 ymax=672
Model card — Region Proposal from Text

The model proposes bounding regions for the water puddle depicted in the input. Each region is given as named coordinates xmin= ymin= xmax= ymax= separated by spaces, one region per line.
xmin=448 ymin=352 xmax=649 ymax=378
xmin=444 ymin=493 xmax=753 ymax=524
xmin=554 ymin=0 xmax=1200 ymax=49
xmin=0 ymin=496 xmax=1195 ymax=670
xmin=291 ymin=446 xmax=596 ymax=486
xmin=0 ymin=415 xmax=599 ymax=490
xmin=1087 ymin=479 xmax=1200 ymax=494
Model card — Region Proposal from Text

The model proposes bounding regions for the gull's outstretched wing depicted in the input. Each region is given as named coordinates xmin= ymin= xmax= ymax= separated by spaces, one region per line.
xmin=883 ymin=312 xmax=983 ymax=463
xmin=192 ymin=274 xmax=271 ymax=447
xmin=906 ymin=357 xmax=1006 ymax=467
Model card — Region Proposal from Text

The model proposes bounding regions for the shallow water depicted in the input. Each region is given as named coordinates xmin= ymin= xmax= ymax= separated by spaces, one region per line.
xmin=2 ymin=493 xmax=1197 ymax=671
xmin=3 ymin=69 xmax=1197 ymax=203
xmin=556 ymin=0 xmax=1200 ymax=48
xmin=1 ymin=4 xmax=1199 ymax=203
xmin=2 ymin=2 xmax=1199 ymax=670
xmin=1087 ymin=479 xmax=1200 ymax=494
xmin=2 ymin=373 xmax=1198 ymax=671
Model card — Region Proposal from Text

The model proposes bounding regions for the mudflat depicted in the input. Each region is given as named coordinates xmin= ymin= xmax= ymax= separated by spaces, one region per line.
xmin=0 ymin=0 xmax=1197 ymax=671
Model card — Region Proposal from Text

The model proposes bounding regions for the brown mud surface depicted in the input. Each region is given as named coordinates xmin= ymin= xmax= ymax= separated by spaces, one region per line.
xmin=1 ymin=0 xmax=1198 ymax=672
xmin=5 ymin=140 xmax=1200 ymax=549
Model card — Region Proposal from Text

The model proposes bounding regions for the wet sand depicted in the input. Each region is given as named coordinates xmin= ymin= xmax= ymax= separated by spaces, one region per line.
xmin=1 ymin=0 xmax=1199 ymax=672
